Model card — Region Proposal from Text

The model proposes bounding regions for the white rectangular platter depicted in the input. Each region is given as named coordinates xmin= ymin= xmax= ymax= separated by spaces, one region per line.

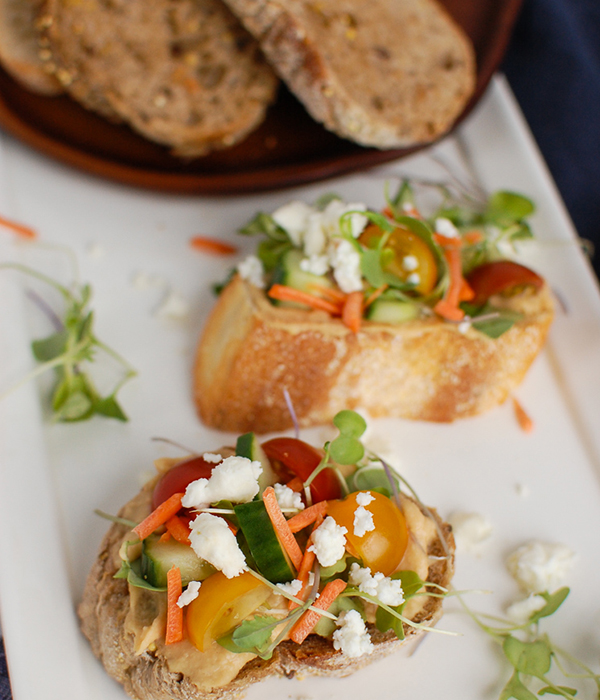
xmin=1 ymin=75 xmax=600 ymax=700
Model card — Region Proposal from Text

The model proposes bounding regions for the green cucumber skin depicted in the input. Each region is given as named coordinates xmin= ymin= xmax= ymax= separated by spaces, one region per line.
xmin=366 ymin=299 xmax=419 ymax=323
xmin=141 ymin=537 xmax=214 ymax=588
xmin=270 ymin=249 xmax=332 ymax=306
xmin=234 ymin=500 xmax=295 ymax=584
xmin=236 ymin=432 xmax=278 ymax=493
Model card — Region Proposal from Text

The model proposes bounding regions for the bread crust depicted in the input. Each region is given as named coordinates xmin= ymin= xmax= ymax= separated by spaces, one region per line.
xmin=219 ymin=0 xmax=476 ymax=147
xmin=193 ymin=276 xmax=554 ymax=433
xmin=79 ymin=476 xmax=455 ymax=699
xmin=39 ymin=0 xmax=278 ymax=156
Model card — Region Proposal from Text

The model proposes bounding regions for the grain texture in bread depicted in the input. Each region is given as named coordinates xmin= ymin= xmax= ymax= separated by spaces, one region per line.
xmin=194 ymin=276 xmax=554 ymax=434
xmin=218 ymin=0 xmax=476 ymax=148
xmin=39 ymin=0 xmax=278 ymax=156
xmin=79 ymin=469 xmax=454 ymax=699
xmin=0 ymin=0 xmax=62 ymax=95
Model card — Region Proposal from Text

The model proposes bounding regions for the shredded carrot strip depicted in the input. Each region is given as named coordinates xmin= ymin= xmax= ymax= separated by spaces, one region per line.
xmin=227 ymin=521 xmax=239 ymax=536
xmin=433 ymin=235 xmax=466 ymax=321
xmin=512 ymin=397 xmax=534 ymax=433
xmin=459 ymin=277 xmax=475 ymax=302
xmin=0 ymin=215 xmax=37 ymax=239
xmin=463 ymin=229 xmax=485 ymax=244
xmin=268 ymin=284 xmax=342 ymax=315
xmin=289 ymin=578 xmax=347 ymax=644
xmin=342 ymin=290 xmax=363 ymax=333
xmin=133 ymin=492 xmax=184 ymax=541
xmin=189 ymin=235 xmax=237 ymax=255
xmin=364 ymin=284 xmax=388 ymax=308
xmin=382 ymin=206 xmax=395 ymax=218
xmin=262 ymin=486 xmax=303 ymax=570
xmin=159 ymin=530 xmax=172 ymax=543
xmin=287 ymin=501 xmax=328 ymax=534
xmin=165 ymin=514 xmax=191 ymax=545
xmin=288 ymin=547 xmax=316 ymax=610
xmin=307 ymin=284 xmax=348 ymax=304
xmin=285 ymin=477 xmax=304 ymax=493
xmin=165 ymin=566 xmax=184 ymax=644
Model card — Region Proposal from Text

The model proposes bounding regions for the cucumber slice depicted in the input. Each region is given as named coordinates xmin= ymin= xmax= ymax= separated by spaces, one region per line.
xmin=236 ymin=432 xmax=277 ymax=493
xmin=141 ymin=536 xmax=215 ymax=588
xmin=270 ymin=249 xmax=332 ymax=306
xmin=366 ymin=299 xmax=419 ymax=324
xmin=234 ymin=500 xmax=295 ymax=584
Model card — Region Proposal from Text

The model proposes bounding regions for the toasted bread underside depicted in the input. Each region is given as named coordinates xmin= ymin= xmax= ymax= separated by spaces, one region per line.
xmin=219 ymin=0 xmax=476 ymax=148
xmin=79 ymin=477 xmax=454 ymax=700
xmin=0 ymin=0 xmax=62 ymax=94
xmin=194 ymin=276 xmax=554 ymax=434
xmin=39 ymin=0 xmax=278 ymax=156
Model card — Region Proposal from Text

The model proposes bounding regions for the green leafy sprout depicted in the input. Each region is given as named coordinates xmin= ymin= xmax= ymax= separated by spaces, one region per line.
xmin=1 ymin=262 xmax=136 ymax=422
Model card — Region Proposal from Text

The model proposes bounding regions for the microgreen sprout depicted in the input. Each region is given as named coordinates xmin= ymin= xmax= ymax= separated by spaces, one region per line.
xmin=1 ymin=262 xmax=136 ymax=422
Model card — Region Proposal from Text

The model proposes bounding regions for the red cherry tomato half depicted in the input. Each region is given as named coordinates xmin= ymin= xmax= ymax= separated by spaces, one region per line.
xmin=261 ymin=437 xmax=342 ymax=502
xmin=152 ymin=455 xmax=216 ymax=510
xmin=466 ymin=260 xmax=544 ymax=306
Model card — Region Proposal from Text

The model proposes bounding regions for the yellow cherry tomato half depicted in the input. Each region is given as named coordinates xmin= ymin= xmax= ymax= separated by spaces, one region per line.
xmin=359 ymin=223 xmax=438 ymax=295
xmin=327 ymin=491 xmax=408 ymax=576
xmin=186 ymin=571 xmax=271 ymax=651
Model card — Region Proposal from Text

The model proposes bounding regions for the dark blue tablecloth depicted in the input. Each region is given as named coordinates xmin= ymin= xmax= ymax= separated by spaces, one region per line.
xmin=0 ymin=0 xmax=599 ymax=697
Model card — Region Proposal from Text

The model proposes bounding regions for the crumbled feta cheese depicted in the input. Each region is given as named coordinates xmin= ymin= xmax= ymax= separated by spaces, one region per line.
xmin=182 ymin=455 xmax=262 ymax=508
xmin=330 ymin=239 xmax=363 ymax=293
xmin=505 ymin=594 xmax=546 ymax=623
xmin=276 ymin=579 xmax=303 ymax=597
xmin=304 ymin=211 xmax=329 ymax=256
xmin=300 ymin=253 xmax=330 ymax=276
xmin=401 ymin=254 xmax=419 ymax=271
xmin=202 ymin=453 xmax=222 ymax=463
xmin=348 ymin=563 xmax=404 ymax=606
xmin=355 ymin=492 xmax=375 ymax=507
xmin=332 ymin=609 xmax=374 ymax=658
xmin=271 ymin=200 xmax=313 ymax=246
xmin=435 ymin=217 xmax=460 ymax=238
xmin=238 ymin=254 xmax=265 ymax=288
xmin=447 ymin=511 xmax=493 ymax=554
xmin=353 ymin=505 xmax=375 ymax=537
xmin=177 ymin=580 xmax=201 ymax=608
xmin=155 ymin=289 xmax=190 ymax=319
xmin=458 ymin=319 xmax=472 ymax=334
xmin=273 ymin=482 xmax=305 ymax=511
xmin=132 ymin=271 xmax=166 ymax=289
xmin=506 ymin=541 xmax=576 ymax=594
xmin=188 ymin=513 xmax=247 ymax=578
xmin=308 ymin=516 xmax=347 ymax=567
xmin=406 ymin=272 xmax=421 ymax=286
xmin=322 ymin=199 xmax=368 ymax=239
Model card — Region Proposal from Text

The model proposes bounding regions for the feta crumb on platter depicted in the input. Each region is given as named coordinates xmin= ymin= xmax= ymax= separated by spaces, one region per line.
xmin=505 ymin=594 xmax=547 ymax=623
xmin=154 ymin=288 xmax=189 ymax=319
xmin=447 ymin=511 xmax=493 ymax=554
xmin=177 ymin=580 xmax=201 ymax=608
xmin=506 ymin=541 xmax=576 ymax=594
xmin=188 ymin=513 xmax=247 ymax=578
xmin=348 ymin=563 xmax=404 ymax=606
xmin=308 ymin=516 xmax=347 ymax=567
xmin=182 ymin=455 xmax=262 ymax=508
xmin=332 ymin=609 xmax=374 ymax=658
xmin=273 ymin=482 xmax=304 ymax=511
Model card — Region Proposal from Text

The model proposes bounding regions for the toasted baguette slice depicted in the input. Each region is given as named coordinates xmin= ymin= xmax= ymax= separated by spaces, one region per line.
xmin=79 ymin=466 xmax=454 ymax=699
xmin=194 ymin=276 xmax=554 ymax=434
xmin=0 ymin=0 xmax=62 ymax=95
xmin=39 ymin=0 xmax=278 ymax=156
xmin=219 ymin=0 xmax=476 ymax=148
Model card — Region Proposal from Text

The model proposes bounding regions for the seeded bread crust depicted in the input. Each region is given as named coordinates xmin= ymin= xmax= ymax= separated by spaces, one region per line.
xmin=193 ymin=275 xmax=554 ymax=433
xmin=79 ymin=475 xmax=454 ymax=700
xmin=39 ymin=0 xmax=278 ymax=156
xmin=0 ymin=0 xmax=62 ymax=94
xmin=218 ymin=0 xmax=476 ymax=148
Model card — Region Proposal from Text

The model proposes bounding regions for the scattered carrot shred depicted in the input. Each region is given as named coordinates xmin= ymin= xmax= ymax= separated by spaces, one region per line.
xmin=287 ymin=501 xmax=328 ymax=534
xmin=0 ymin=215 xmax=37 ymax=239
xmin=133 ymin=492 xmax=184 ymax=541
xmin=268 ymin=284 xmax=342 ymax=315
xmin=512 ymin=396 xmax=534 ymax=433
xmin=159 ymin=531 xmax=172 ymax=543
xmin=262 ymin=486 xmax=303 ymax=570
xmin=306 ymin=284 xmax=348 ymax=304
xmin=433 ymin=234 xmax=466 ymax=321
xmin=288 ymin=546 xmax=316 ymax=610
xmin=289 ymin=578 xmax=347 ymax=644
xmin=189 ymin=235 xmax=238 ymax=255
xmin=165 ymin=514 xmax=191 ymax=545
xmin=459 ymin=278 xmax=475 ymax=302
xmin=463 ymin=229 xmax=485 ymax=244
xmin=165 ymin=566 xmax=184 ymax=644
xmin=342 ymin=291 xmax=364 ymax=333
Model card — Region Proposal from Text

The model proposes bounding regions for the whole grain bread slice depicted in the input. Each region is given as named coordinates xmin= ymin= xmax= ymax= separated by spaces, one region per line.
xmin=39 ymin=0 xmax=279 ymax=156
xmin=219 ymin=0 xmax=476 ymax=148
xmin=0 ymin=0 xmax=62 ymax=94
